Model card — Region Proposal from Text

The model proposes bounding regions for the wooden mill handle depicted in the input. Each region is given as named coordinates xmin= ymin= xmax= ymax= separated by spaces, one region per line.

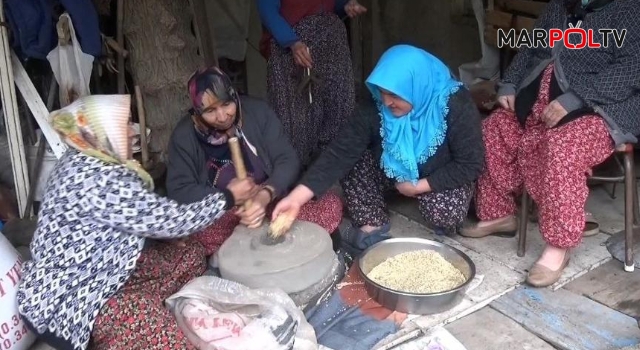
xmin=228 ymin=137 xmax=252 ymax=210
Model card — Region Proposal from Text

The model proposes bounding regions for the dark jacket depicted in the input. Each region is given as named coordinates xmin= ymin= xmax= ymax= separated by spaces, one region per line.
xmin=498 ymin=0 xmax=640 ymax=145
xmin=166 ymin=96 xmax=301 ymax=204
xmin=299 ymin=88 xmax=485 ymax=197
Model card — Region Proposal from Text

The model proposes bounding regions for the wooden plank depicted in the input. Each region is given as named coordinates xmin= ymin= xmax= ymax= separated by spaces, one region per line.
xmin=0 ymin=0 xmax=29 ymax=218
xmin=495 ymin=0 xmax=547 ymax=17
xmin=515 ymin=16 xmax=536 ymax=31
xmin=485 ymin=10 xmax=512 ymax=28
xmin=11 ymin=52 xmax=67 ymax=158
xmin=446 ymin=307 xmax=555 ymax=350
xmin=117 ymin=0 xmax=125 ymax=93
xmin=485 ymin=10 xmax=536 ymax=31
xmin=360 ymin=0 xmax=374 ymax=77
xmin=349 ymin=17 xmax=364 ymax=86
xmin=492 ymin=286 xmax=640 ymax=350
xmin=565 ymin=260 xmax=640 ymax=319
xmin=450 ymin=0 xmax=467 ymax=17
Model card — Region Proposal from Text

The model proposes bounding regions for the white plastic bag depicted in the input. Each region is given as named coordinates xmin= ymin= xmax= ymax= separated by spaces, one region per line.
xmin=0 ymin=234 xmax=36 ymax=350
xmin=46 ymin=13 xmax=93 ymax=107
xmin=165 ymin=276 xmax=318 ymax=350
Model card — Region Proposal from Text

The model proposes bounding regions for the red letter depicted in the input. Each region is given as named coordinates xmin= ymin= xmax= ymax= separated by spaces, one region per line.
xmin=565 ymin=28 xmax=586 ymax=49
xmin=549 ymin=29 xmax=563 ymax=48
xmin=587 ymin=29 xmax=601 ymax=48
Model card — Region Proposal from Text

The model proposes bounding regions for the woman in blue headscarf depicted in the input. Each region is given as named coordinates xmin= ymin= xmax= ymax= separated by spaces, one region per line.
xmin=272 ymin=44 xmax=485 ymax=254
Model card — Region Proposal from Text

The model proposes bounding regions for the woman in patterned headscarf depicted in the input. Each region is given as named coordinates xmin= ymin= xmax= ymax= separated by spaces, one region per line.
xmin=166 ymin=66 xmax=344 ymax=256
xmin=16 ymin=95 xmax=257 ymax=350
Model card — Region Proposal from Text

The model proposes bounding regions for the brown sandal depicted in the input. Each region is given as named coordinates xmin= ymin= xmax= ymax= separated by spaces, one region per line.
xmin=526 ymin=253 xmax=571 ymax=287
xmin=459 ymin=216 xmax=517 ymax=238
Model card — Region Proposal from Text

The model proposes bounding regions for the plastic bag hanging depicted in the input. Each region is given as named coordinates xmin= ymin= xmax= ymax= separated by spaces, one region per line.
xmin=46 ymin=13 xmax=93 ymax=107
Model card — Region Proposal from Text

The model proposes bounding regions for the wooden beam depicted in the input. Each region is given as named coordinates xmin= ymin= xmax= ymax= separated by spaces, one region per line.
xmin=485 ymin=10 xmax=536 ymax=31
xmin=189 ymin=0 xmax=218 ymax=67
xmin=495 ymin=0 xmax=547 ymax=17
xmin=117 ymin=0 xmax=125 ymax=93
xmin=450 ymin=0 xmax=467 ymax=17
xmin=349 ymin=17 xmax=364 ymax=86
xmin=360 ymin=0 xmax=374 ymax=78
xmin=11 ymin=52 xmax=67 ymax=158
xmin=0 ymin=0 xmax=29 ymax=218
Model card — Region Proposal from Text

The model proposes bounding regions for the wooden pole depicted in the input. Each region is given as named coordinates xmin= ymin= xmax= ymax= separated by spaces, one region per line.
xmin=12 ymin=52 xmax=67 ymax=158
xmin=117 ymin=0 xmax=125 ymax=93
xmin=23 ymin=79 xmax=57 ymax=217
xmin=134 ymin=86 xmax=149 ymax=169
xmin=189 ymin=0 xmax=219 ymax=67
xmin=0 ymin=0 xmax=30 ymax=218
xmin=360 ymin=0 xmax=374 ymax=77
xmin=228 ymin=137 xmax=251 ymax=211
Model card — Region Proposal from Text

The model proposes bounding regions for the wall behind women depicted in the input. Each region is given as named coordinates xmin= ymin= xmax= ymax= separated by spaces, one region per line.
xmin=371 ymin=0 xmax=481 ymax=75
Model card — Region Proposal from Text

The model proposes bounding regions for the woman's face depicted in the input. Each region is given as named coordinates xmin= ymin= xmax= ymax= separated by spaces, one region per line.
xmin=200 ymin=90 xmax=237 ymax=130
xmin=379 ymin=88 xmax=413 ymax=117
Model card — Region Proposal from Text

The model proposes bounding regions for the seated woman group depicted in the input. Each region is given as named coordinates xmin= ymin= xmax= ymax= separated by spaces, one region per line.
xmin=17 ymin=46 xmax=484 ymax=350
xmin=19 ymin=2 xmax=639 ymax=344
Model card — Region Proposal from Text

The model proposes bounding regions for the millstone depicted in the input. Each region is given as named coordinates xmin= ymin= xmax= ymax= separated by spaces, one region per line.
xmin=217 ymin=220 xmax=336 ymax=293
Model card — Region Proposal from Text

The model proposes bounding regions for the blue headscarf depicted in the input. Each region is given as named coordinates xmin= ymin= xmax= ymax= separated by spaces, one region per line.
xmin=366 ymin=45 xmax=462 ymax=184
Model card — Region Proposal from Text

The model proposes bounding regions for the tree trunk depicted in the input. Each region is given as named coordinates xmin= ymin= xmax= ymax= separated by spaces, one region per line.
xmin=123 ymin=0 xmax=201 ymax=156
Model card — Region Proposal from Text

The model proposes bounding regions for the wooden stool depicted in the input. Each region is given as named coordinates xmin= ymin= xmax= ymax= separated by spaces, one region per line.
xmin=517 ymin=144 xmax=639 ymax=272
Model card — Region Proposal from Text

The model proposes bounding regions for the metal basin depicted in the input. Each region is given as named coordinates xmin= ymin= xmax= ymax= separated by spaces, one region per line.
xmin=358 ymin=238 xmax=476 ymax=315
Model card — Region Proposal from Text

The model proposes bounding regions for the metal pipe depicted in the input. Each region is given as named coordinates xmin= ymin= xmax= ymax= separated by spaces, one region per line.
xmin=517 ymin=192 xmax=528 ymax=257
xmin=623 ymin=150 xmax=635 ymax=272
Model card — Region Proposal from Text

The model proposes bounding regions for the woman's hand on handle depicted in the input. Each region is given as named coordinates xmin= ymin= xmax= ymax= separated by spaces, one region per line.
xmin=236 ymin=189 xmax=271 ymax=228
xmin=272 ymin=185 xmax=315 ymax=221
xmin=291 ymin=41 xmax=313 ymax=68
xmin=226 ymin=177 xmax=260 ymax=205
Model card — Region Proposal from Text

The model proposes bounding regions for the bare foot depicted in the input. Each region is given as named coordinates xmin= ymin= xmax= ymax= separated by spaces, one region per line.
xmin=535 ymin=245 xmax=568 ymax=271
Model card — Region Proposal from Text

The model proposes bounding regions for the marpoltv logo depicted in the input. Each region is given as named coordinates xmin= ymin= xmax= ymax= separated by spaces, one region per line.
xmin=497 ymin=21 xmax=627 ymax=49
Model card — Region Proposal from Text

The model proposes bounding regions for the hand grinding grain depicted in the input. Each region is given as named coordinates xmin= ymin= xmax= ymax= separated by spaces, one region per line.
xmin=268 ymin=213 xmax=295 ymax=238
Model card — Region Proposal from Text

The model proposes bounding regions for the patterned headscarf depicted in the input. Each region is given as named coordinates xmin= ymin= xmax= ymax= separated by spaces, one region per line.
xmin=187 ymin=66 xmax=242 ymax=145
xmin=50 ymin=95 xmax=154 ymax=189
